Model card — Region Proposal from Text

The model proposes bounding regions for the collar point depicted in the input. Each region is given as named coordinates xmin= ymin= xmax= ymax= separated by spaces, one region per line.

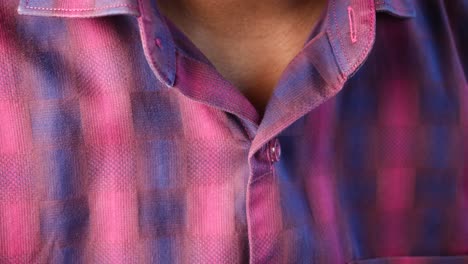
xmin=164 ymin=73 xmax=176 ymax=88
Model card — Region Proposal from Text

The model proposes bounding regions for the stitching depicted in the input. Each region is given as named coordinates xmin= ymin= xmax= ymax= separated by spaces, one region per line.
xmin=326 ymin=0 xmax=345 ymax=80
xmin=347 ymin=6 xmax=357 ymax=43
xmin=334 ymin=0 xmax=351 ymax=68
xmin=25 ymin=0 xmax=139 ymax=12
xmin=250 ymin=170 xmax=274 ymax=185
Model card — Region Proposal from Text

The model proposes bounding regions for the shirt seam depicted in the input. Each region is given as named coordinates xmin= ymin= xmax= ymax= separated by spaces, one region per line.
xmin=333 ymin=0 xmax=352 ymax=72
xmin=250 ymin=169 xmax=274 ymax=185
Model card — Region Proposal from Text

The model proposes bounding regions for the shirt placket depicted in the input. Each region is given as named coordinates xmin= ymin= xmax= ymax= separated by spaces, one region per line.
xmin=244 ymin=0 xmax=377 ymax=261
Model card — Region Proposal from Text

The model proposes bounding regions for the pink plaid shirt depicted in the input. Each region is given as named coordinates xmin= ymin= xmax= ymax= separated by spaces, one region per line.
xmin=0 ymin=0 xmax=467 ymax=263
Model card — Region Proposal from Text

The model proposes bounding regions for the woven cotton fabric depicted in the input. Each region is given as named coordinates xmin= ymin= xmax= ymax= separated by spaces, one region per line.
xmin=0 ymin=0 xmax=467 ymax=263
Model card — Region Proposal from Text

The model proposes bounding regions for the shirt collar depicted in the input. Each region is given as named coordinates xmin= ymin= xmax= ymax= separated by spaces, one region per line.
xmin=325 ymin=0 xmax=415 ymax=82
xmin=17 ymin=0 xmax=141 ymax=17
xmin=16 ymin=0 xmax=416 ymax=19
xmin=17 ymin=0 xmax=415 ymax=88
xmin=17 ymin=0 xmax=176 ymax=87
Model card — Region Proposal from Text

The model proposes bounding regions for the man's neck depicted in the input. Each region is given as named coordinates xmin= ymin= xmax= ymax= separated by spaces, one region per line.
xmin=157 ymin=0 xmax=327 ymax=117
xmin=158 ymin=0 xmax=326 ymax=39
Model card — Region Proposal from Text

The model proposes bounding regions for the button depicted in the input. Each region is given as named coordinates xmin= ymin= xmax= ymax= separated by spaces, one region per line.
xmin=267 ymin=137 xmax=281 ymax=163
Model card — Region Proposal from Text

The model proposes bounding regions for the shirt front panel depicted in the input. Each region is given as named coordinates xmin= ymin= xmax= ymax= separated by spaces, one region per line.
xmin=1 ymin=5 xmax=253 ymax=262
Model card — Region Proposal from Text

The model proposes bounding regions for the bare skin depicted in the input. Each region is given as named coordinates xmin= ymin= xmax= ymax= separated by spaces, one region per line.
xmin=157 ymin=0 xmax=328 ymax=118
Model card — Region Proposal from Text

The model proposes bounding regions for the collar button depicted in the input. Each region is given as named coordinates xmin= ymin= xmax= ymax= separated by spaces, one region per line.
xmin=267 ymin=137 xmax=281 ymax=163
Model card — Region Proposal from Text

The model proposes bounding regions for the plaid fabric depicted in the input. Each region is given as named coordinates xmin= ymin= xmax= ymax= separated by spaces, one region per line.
xmin=1 ymin=0 xmax=467 ymax=263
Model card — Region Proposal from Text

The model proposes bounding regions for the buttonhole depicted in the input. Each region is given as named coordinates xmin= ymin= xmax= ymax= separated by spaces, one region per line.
xmin=347 ymin=6 xmax=357 ymax=43
xmin=155 ymin=38 xmax=163 ymax=49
